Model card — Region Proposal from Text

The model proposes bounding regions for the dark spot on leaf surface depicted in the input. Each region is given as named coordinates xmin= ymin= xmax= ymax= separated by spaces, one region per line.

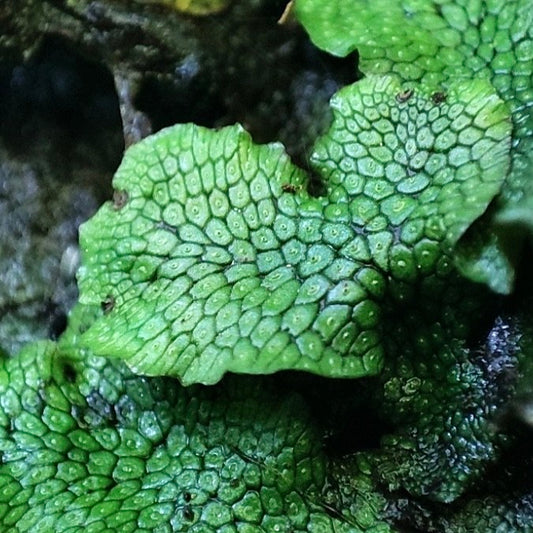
xmin=62 ymin=362 xmax=77 ymax=383
xmin=183 ymin=505 xmax=194 ymax=521
xmin=113 ymin=189 xmax=129 ymax=210
xmin=432 ymin=92 xmax=447 ymax=104
xmin=101 ymin=294 xmax=115 ymax=314
xmin=396 ymin=89 xmax=414 ymax=103
xmin=282 ymin=183 xmax=300 ymax=194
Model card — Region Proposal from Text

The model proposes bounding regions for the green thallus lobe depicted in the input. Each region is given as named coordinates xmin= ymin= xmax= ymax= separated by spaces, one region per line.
xmin=294 ymin=0 xmax=533 ymax=293
xmin=77 ymin=75 xmax=510 ymax=386
xmin=0 ymin=305 xmax=393 ymax=532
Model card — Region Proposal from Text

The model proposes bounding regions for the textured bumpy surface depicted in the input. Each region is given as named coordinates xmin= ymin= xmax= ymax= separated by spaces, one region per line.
xmin=0 ymin=307 xmax=529 ymax=531
xmin=0 ymin=306 xmax=394 ymax=533
xmin=78 ymin=75 xmax=510 ymax=385
xmin=439 ymin=494 xmax=533 ymax=532
xmin=3 ymin=2 xmax=533 ymax=532
xmin=373 ymin=313 xmax=523 ymax=502
xmin=295 ymin=0 xmax=533 ymax=293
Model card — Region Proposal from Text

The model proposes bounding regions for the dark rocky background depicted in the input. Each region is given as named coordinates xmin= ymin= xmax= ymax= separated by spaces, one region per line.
xmin=0 ymin=0 xmax=355 ymax=354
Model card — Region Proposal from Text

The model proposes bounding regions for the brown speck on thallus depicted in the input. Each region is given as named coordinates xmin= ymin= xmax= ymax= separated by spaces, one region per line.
xmin=282 ymin=183 xmax=299 ymax=193
xmin=183 ymin=505 xmax=194 ymax=521
xmin=432 ymin=92 xmax=447 ymax=104
xmin=101 ymin=295 xmax=115 ymax=314
xmin=113 ymin=190 xmax=129 ymax=210
xmin=396 ymin=88 xmax=414 ymax=103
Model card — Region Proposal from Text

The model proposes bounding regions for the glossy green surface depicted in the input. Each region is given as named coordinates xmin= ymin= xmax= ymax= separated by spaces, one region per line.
xmin=78 ymin=75 xmax=509 ymax=385
xmin=3 ymin=1 xmax=533 ymax=531
xmin=0 ymin=306 xmax=394 ymax=533
xmin=295 ymin=0 xmax=533 ymax=293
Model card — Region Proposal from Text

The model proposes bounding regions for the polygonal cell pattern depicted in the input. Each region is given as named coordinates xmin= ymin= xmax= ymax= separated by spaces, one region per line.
xmin=78 ymin=75 xmax=509 ymax=384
